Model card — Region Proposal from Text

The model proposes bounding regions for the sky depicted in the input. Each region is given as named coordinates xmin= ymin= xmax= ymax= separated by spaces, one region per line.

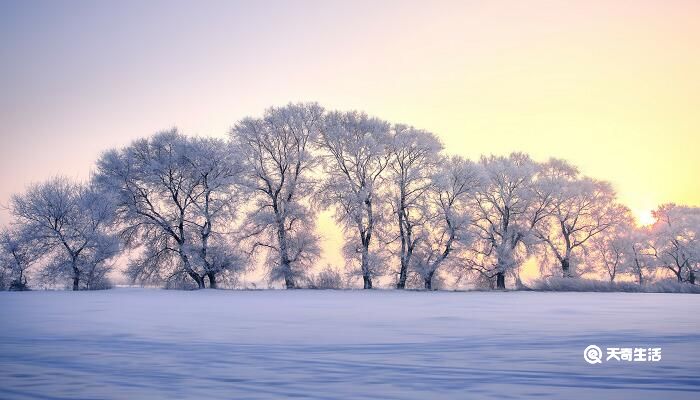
xmin=1 ymin=0 xmax=699 ymax=271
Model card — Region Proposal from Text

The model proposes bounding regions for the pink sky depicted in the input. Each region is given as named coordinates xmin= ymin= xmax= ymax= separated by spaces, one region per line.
xmin=1 ymin=0 xmax=699 ymax=248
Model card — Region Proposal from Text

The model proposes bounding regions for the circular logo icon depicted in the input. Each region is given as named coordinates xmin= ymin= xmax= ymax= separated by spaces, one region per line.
xmin=584 ymin=345 xmax=603 ymax=364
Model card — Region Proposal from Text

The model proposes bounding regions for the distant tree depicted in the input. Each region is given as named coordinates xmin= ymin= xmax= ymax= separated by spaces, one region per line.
xmin=0 ymin=227 xmax=44 ymax=290
xmin=387 ymin=125 xmax=443 ymax=289
xmin=533 ymin=159 xmax=625 ymax=278
xmin=649 ymin=204 xmax=699 ymax=283
xmin=317 ymin=111 xmax=392 ymax=289
xmin=231 ymin=103 xmax=323 ymax=288
xmin=9 ymin=177 xmax=119 ymax=290
xmin=466 ymin=153 xmax=547 ymax=289
xmin=591 ymin=225 xmax=628 ymax=282
xmin=413 ymin=156 xmax=481 ymax=289
xmin=589 ymin=215 xmax=657 ymax=284
xmin=626 ymin=229 xmax=654 ymax=285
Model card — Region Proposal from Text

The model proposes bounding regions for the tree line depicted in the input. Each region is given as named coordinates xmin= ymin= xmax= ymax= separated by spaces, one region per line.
xmin=1 ymin=103 xmax=698 ymax=291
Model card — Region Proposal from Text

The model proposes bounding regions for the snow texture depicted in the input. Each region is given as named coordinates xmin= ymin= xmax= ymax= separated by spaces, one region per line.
xmin=1 ymin=288 xmax=698 ymax=399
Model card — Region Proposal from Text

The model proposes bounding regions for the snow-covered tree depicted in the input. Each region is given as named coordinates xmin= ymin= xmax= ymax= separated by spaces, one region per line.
xmin=96 ymin=130 xmax=217 ymax=288
xmin=590 ymin=222 xmax=630 ymax=282
xmin=231 ymin=103 xmax=323 ymax=288
xmin=387 ymin=125 xmax=443 ymax=289
xmin=466 ymin=153 xmax=547 ymax=289
xmin=648 ymin=204 xmax=700 ymax=283
xmin=413 ymin=156 xmax=482 ymax=289
xmin=534 ymin=159 xmax=625 ymax=277
xmin=182 ymin=137 xmax=246 ymax=288
xmin=588 ymin=213 xmax=657 ymax=284
xmin=625 ymin=228 xmax=655 ymax=285
xmin=0 ymin=227 xmax=44 ymax=290
xmin=317 ymin=111 xmax=392 ymax=289
xmin=9 ymin=177 xmax=119 ymax=290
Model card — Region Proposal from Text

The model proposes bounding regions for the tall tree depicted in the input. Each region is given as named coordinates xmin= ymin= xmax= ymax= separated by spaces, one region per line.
xmin=183 ymin=137 xmax=245 ymax=288
xmin=317 ymin=111 xmax=392 ymax=289
xmin=467 ymin=153 xmax=547 ymax=289
xmin=231 ymin=103 xmax=323 ymax=289
xmin=413 ymin=156 xmax=481 ymax=289
xmin=388 ymin=125 xmax=443 ymax=289
xmin=96 ymin=130 xmax=209 ymax=288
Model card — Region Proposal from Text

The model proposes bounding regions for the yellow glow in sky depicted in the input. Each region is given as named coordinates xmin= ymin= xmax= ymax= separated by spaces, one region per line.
xmin=1 ymin=1 xmax=698 ymax=269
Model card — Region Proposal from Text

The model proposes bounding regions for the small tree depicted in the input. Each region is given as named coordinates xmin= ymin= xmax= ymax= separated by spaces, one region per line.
xmin=9 ymin=177 xmax=119 ymax=290
xmin=533 ymin=159 xmax=624 ymax=278
xmin=308 ymin=265 xmax=345 ymax=289
xmin=626 ymin=229 xmax=654 ymax=285
xmin=0 ymin=228 xmax=44 ymax=290
xmin=649 ymin=204 xmax=700 ymax=283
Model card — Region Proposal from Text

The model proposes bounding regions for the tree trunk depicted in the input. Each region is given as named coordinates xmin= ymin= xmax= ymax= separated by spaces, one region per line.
xmin=688 ymin=270 xmax=696 ymax=285
xmin=360 ymin=240 xmax=372 ymax=289
xmin=72 ymin=261 xmax=80 ymax=291
xmin=207 ymin=272 xmax=217 ymax=289
xmin=397 ymin=207 xmax=407 ymax=289
xmin=424 ymin=271 xmax=434 ymax=290
xmin=397 ymin=270 xmax=407 ymax=289
xmin=496 ymin=272 xmax=506 ymax=290
xmin=276 ymin=216 xmax=295 ymax=289
xmin=285 ymin=276 xmax=296 ymax=289
xmin=397 ymin=267 xmax=407 ymax=289
xmin=178 ymin=245 xmax=205 ymax=289
xmin=561 ymin=258 xmax=572 ymax=278
xmin=635 ymin=263 xmax=644 ymax=285
xmin=194 ymin=274 xmax=206 ymax=289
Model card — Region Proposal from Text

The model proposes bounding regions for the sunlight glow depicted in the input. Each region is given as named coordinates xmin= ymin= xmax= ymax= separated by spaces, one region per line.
xmin=634 ymin=209 xmax=656 ymax=226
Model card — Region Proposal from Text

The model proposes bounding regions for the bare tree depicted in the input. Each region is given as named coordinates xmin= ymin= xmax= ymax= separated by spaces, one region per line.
xmin=231 ymin=103 xmax=323 ymax=289
xmin=317 ymin=111 xmax=392 ymax=289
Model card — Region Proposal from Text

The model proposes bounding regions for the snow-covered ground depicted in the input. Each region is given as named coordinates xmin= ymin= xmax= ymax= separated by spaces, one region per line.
xmin=1 ymin=288 xmax=698 ymax=399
